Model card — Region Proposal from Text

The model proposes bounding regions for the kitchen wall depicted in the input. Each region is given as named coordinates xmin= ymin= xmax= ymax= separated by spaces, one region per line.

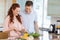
xmin=47 ymin=0 xmax=60 ymax=27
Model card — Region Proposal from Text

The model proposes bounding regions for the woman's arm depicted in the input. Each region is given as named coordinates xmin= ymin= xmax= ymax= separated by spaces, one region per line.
xmin=3 ymin=16 xmax=14 ymax=32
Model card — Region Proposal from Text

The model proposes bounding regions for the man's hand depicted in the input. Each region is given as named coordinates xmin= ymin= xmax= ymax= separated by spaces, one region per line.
xmin=34 ymin=22 xmax=39 ymax=33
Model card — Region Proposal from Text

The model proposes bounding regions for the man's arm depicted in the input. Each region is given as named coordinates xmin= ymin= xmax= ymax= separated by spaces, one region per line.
xmin=34 ymin=21 xmax=39 ymax=33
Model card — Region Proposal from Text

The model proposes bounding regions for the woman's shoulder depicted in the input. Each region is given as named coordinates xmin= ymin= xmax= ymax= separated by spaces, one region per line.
xmin=4 ymin=15 xmax=10 ymax=23
xmin=5 ymin=15 xmax=10 ymax=20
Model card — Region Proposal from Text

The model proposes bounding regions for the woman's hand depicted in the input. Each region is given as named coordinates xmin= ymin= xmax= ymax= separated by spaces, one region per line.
xmin=20 ymin=29 xmax=27 ymax=33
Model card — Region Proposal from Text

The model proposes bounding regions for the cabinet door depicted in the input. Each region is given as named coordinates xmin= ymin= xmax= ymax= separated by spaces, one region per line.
xmin=47 ymin=0 xmax=60 ymax=16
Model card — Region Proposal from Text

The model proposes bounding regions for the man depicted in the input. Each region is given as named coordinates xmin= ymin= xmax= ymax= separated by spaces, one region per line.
xmin=20 ymin=1 xmax=39 ymax=34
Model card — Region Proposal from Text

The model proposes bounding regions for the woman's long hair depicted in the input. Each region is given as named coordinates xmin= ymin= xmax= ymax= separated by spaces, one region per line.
xmin=7 ymin=3 xmax=22 ymax=24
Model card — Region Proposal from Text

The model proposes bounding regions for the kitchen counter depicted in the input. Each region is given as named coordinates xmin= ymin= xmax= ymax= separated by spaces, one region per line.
xmin=49 ymin=33 xmax=60 ymax=40
xmin=39 ymin=27 xmax=60 ymax=40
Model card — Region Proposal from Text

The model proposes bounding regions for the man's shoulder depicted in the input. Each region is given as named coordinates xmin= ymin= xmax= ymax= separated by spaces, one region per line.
xmin=32 ymin=10 xmax=37 ymax=15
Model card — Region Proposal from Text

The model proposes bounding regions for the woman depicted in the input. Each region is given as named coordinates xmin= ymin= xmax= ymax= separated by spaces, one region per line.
xmin=3 ymin=3 xmax=26 ymax=40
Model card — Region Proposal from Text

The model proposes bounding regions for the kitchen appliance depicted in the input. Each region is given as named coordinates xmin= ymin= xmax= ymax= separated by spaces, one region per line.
xmin=56 ymin=20 xmax=60 ymax=35
xmin=49 ymin=24 xmax=55 ymax=33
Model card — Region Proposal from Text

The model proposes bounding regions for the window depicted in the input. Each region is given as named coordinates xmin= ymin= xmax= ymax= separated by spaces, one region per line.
xmin=0 ymin=0 xmax=5 ymax=26
xmin=33 ymin=0 xmax=44 ymax=27
xmin=34 ymin=0 xmax=51 ymax=28
xmin=34 ymin=0 xmax=51 ymax=40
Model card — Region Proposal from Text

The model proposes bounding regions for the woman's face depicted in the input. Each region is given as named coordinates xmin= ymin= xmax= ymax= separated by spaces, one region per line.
xmin=12 ymin=7 xmax=20 ymax=16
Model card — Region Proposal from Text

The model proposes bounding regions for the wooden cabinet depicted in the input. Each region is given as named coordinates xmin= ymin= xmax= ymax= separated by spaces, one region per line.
xmin=0 ymin=32 xmax=8 ymax=39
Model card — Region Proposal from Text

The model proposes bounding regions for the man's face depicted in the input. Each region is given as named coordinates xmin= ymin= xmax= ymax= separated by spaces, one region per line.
xmin=25 ymin=6 xmax=32 ymax=14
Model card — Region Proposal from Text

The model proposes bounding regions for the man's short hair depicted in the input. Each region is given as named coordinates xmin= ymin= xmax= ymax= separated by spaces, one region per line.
xmin=25 ymin=1 xmax=33 ymax=6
